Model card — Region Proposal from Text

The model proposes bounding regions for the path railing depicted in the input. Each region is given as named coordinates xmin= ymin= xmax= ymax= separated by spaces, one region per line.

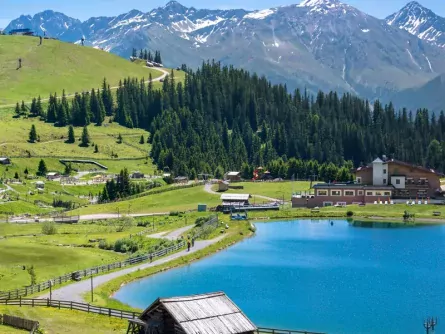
xmin=0 ymin=214 xmax=218 ymax=300
xmin=0 ymin=298 xmax=138 ymax=320
xmin=0 ymin=298 xmax=326 ymax=334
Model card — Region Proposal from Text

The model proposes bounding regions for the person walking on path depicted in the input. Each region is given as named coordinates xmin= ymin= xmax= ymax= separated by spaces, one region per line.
xmin=187 ymin=241 xmax=191 ymax=252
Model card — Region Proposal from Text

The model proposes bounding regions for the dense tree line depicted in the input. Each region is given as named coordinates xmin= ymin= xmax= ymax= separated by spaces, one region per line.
xmin=98 ymin=168 xmax=145 ymax=203
xmin=22 ymin=80 xmax=113 ymax=127
xmin=18 ymin=61 xmax=445 ymax=180
xmin=131 ymin=48 xmax=162 ymax=64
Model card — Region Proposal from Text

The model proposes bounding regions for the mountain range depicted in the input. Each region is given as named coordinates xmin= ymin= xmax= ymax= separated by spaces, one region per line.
xmin=5 ymin=0 xmax=445 ymax=111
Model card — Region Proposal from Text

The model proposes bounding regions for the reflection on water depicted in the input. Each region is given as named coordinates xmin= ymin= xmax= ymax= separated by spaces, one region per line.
xmin=350 ymin=220 xmax=435 ymax=229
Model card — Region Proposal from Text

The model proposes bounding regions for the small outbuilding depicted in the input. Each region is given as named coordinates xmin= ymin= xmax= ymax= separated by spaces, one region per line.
xmin=0 ymin=157 xmax=11 ymax=165
xmin=46 ymin=172 xmax=60 ymax=180
xmin=35 ymin=181 xmax=45 ymax=189
xmin=174 ymin=176 xmax=189 ymax=184
xmin=225 ymin=171 xmax=241 ymax=182
xmin=131 ymin=171 xmax=145 ymax=179
xmin=218 ymin=180 xmax=229 ymax=192
xmin=127 ymin=292 xmax=257 ymax=334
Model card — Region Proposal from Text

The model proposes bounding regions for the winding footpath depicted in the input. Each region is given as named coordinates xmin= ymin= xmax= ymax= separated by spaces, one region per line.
xmin=0 ymin=67 xmax=169 ymax=110
xmin=39 ymin=235 xmax=225 ymax=303
xmin=147 ymin=225 xmax=195 ymax=240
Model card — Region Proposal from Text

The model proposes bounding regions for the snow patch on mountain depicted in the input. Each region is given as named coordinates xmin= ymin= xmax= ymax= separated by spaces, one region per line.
xmin=244 ymin=9 xmax=275 ymax=20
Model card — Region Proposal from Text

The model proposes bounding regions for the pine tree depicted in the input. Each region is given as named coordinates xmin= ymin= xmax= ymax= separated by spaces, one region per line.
xmin=24 ymin=167 xmax=29 ymax=175
xmin=94 ymin=144 xmax=99 ymax=153
xmin=15 ymin=102 xmax=21 ymax=117
xmin=143 ymin=49 xmax=148 ymax=60
xmin=14 ymin=172 xmax=19 ymax=179
xmin=80 ymin=126 xmax=90 ymax=147
xmin=139 ymin=135 xmax=145 ymax=144
xmin=21 ymin=100 xmax=26 ymax=113
xmin=139 ymin=49 xmax=143 ymax=59
xmin=148 ymin=51 xmax=153 ymax=61
xmin=67 ymin=125 xmax=75 ymax=143
xmin=37 ymin=159 xmax=47 ymax=176
xmin=29 ymin=124 xmax=37 ymax=143
xmin=132 ymin=48 xmax=137 ymax=58
xmin=46 ymin=94 xmax=57 ymax=123
xmin=36 ymin=96 xmax=44 ymax=117
xmin=30 ymin=98 xmax=37 ymax=116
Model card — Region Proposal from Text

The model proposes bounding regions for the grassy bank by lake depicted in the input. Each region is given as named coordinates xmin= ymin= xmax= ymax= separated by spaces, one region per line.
xmin=0 ymin=305 xmax=127 ymax=333
xmin=248 ymin=203 xmax=445 ymax=223
xmin=87 ymin=219 xmax=252 ymax=310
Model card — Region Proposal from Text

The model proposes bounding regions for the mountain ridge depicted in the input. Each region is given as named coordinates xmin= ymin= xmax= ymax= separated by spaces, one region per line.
xmin=5 ymin=0 xmax=445 ymax=110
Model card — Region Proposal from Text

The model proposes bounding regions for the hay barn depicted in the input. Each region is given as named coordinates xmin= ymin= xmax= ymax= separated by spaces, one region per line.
xmin=127 ymin=292 xmax=257 ymax=334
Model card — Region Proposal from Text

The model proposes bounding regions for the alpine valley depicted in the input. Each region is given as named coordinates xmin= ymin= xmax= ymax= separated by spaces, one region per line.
xmin=6 ymin=0 xmax=445 ymax=111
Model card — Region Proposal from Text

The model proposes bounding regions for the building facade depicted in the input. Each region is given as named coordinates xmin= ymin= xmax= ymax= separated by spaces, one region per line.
xmin=292 ymin=157 xmax=443 ymax=208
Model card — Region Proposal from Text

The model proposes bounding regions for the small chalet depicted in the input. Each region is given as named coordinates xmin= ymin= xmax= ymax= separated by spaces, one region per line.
xmin=0 ymin=157 xmax=11 ymax=165
xmin=46 ymin=172 xmax=60 ymax=180
xmin=225 ymin=171 xmax=241 ymax=182
xmin=35 ymin=181 xmax=45 ymax=189
xmin=174 ymin=176 xmax=189 ymax=184
xmin=131 ymin=171 xmax=145 ymax=179
xmin=127 ymin=292 xmax=257 ymax=334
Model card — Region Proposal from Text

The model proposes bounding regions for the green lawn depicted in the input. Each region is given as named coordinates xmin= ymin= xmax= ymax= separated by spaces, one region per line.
xmin=214 ymin=181 xmax=316 ymax=200
xmin=0 ymin=35 xmax=162 ymax=105
xmin=0 ymin=239 xmax=125 ymax=290
xmin=0 ymin=213 xmax=203 ymax=290
xmin=0 ymin=112 xmax=150 ymax=160
xmin=70 ymin=186 xmax=220 ymax=215
xmin=0 ymin=306 xmax=127 ymax=334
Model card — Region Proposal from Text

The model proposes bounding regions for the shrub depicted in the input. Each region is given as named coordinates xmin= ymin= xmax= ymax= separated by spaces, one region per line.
xmin=115 ymin=216 xmax=134 ymax=232
xmin=98 ymin=240 xmax=113 ymax=250
xmin=114 ymin=238 xmax=139 ymax=253
xmin=346 ymin=210 xmax=354 ymax=217
xmin=169 ymin=211 xmax=179 ymax=216
xmin=41 ymin=221 xmax=57 ymax=235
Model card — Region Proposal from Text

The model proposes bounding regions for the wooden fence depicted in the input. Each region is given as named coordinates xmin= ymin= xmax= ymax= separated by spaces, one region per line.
xmin=0 ymin=215 xmax=219 ymax=300
xmin=0 ymin=299 xmax=326 ymax=334
xmin=1 ymin=313 xmax=39 ymax=332
xmin=0 ymin=298 xmax=138 ymax=320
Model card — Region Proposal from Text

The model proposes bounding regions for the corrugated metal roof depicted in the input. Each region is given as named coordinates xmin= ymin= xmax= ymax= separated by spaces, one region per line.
xmin=227 ymin=172 xmax=240 ymax=176
xmin=220 ymin=194 xmax=250 ymax=201
xmin=141 ymin=292 xmax=257 ymax=334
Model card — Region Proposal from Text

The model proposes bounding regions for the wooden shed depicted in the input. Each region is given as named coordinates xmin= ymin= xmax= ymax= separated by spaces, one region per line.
xmin=127 ymin=292 xmax=257 ymax=334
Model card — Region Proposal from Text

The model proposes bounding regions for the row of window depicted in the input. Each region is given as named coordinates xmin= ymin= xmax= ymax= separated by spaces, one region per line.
xmin=317 ymin=189 xmax=392 ymax=197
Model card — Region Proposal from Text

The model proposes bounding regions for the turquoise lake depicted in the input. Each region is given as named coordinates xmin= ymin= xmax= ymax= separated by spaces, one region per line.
xmin=114 ymin=220 xmax=445 ymax=334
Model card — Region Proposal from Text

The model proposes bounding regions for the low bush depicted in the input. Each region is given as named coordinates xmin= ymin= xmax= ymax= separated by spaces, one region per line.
xmin=346 ymin=210 xmax=354 ymax=217
xmin=41 ymin=221 xmax=57 ymax=235
xmin=114 ymin=238 xmax=139 ymax=253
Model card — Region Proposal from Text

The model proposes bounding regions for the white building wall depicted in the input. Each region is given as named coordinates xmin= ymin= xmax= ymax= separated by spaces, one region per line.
xmin=372 ymin=159 xmax=387 ymax=186
xmin=391 ymin=176 xmax=406 ymax=189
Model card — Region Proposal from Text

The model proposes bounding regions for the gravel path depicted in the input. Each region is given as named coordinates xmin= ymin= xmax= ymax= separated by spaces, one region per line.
xmin=146 ymin=225 xmax=194 ymax=240
xmin=39 ymin=235 xmax=226 ymax=302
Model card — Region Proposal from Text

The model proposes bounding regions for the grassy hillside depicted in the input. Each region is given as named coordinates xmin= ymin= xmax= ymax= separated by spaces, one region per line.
xmin=0 ymin=35 xmax=162 ymax=105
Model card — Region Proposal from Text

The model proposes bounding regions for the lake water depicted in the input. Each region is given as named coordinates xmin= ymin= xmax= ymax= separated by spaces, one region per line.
xmin=114 ymin=220 xmax=445 ymax=334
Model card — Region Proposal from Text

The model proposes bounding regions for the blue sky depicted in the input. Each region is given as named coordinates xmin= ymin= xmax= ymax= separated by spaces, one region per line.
xmin=1 ymin=0 xmax=445 ymax=28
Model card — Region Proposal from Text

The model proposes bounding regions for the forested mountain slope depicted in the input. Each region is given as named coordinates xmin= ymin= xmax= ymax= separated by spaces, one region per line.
xmin=108 ymin=62 xmax=445 ymax=176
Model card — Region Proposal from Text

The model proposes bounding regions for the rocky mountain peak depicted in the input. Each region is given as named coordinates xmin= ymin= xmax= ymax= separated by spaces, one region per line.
xmin=386 ymin=1 xmax=445 ymax=47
